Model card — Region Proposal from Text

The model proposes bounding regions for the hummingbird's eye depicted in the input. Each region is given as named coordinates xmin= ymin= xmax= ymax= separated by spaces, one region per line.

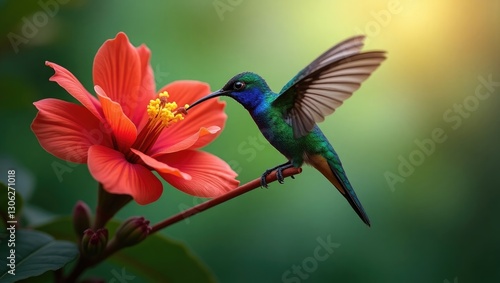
xmin=233 ymin=81 xmax=246 ymax=91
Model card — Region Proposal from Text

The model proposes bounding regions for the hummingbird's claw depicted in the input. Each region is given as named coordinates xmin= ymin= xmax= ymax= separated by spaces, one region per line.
xmin=276 ymin=168 xmax=285 ymax=184
xmin=260 ymin=169 xmax=273 ymax=188
xmin=261 ymin=161 xmax=294 ymax=188
xmin=260 ymin=176 xmax=268 ymax=188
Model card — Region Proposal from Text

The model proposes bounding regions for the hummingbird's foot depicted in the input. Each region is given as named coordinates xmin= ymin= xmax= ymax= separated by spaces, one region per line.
xmin=276 ymin=163 xmax=295 ymax=183
xmin=260 ymin=161 xmax=294 ymax=188
xmin=276 ymin=168 xmax=285 ymax=184
xmin=260 ymin=169 xmax=274 ymax=188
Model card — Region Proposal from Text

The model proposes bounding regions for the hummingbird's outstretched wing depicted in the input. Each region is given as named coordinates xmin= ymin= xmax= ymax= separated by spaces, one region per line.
xmin=273 ymin=36 xmax=386 ymax=138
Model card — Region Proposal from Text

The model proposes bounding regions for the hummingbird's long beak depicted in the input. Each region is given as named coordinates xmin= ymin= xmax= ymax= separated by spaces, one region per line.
xmin=186 ymin=89 xmax=228 ymax=111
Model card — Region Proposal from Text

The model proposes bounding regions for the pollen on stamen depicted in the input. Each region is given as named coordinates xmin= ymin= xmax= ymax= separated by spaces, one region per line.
xmin=146 ymin=92 xmax=186 ymax=126
xmin=159 ymin=91 xmax=169 ymax=98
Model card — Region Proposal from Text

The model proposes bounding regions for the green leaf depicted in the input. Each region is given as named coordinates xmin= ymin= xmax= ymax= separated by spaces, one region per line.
xmin=0 ymin=229 xmax=78 ymax=283
xmin=0 ymin=182 xmax=23 ymax=226
xmin=37 ymin=217 xmax=216 ymax=282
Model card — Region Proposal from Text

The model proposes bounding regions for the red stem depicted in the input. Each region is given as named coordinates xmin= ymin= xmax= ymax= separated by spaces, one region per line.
xmin=150 ymin=167 xmax=302 ymax=233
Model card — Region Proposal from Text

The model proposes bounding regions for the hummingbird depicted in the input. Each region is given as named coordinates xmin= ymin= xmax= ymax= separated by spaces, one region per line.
xmin=186 ymin=36 xmax=386 ymax=226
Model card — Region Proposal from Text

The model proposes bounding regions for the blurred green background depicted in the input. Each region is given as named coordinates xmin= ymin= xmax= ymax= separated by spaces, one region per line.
xmin=1 ymin=0 xmax=499 ymax=282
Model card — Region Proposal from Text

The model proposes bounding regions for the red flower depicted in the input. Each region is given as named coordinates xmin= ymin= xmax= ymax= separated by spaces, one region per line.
xmin=32 ymin=32 xmax=239 ymax=204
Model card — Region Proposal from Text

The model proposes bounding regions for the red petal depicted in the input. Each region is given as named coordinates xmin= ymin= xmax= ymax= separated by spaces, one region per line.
xmin=88 ymin=145 xmax=163 ymax=205
xmin=93 ymin=32 xmax=143 ymax=124
xmin=129 ymin=148 xmax=190 ymax=179
xmin=150 ymin=126 xmax=220 ymax=156
xmin=45 ymin=61 xmax=104 ymax=122
xmin=152 ymin=81 xmax=227 ymax=152
xmin=156 ymin=150 xmax=239 ymax=198
xmin=31 ymin=99 xmax=112 ymax=163
xmin=132 ymin=44 xmax=156 ymax=130
xmin=95 ymin=86 xmax=137 ymax=152
xmin=158 ymin=80 xmax=213 ymax=105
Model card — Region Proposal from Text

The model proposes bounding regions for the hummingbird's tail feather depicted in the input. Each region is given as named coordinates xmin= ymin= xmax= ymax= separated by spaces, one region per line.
xmin=307 ymin=154 xmax=371 ymax=226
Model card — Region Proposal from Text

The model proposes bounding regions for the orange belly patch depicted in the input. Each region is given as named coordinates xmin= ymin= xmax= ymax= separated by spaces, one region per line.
xmin=305 ymin=154 xmax=346 ymax=195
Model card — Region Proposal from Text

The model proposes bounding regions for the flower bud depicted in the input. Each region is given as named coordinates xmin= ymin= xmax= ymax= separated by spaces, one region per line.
xmin=73 ymin=201 xmax=92 ymax=238
xmin=114 ymin=216 xmax=151 ymax=247
xmin=81 ymin=228 xmax=108 ymax=258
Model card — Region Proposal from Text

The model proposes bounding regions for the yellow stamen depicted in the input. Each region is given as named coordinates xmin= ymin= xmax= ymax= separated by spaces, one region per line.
xmin=127 ymin=91 xmax=187 ymax=163
xmin=146 ymin=91 xmax=185 ymax=127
